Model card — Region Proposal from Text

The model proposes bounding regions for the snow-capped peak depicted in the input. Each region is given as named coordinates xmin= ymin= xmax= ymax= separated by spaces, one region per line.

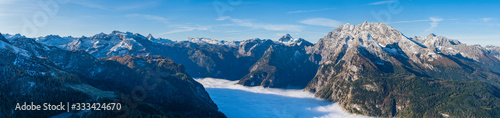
xmin=277 ymin=34 xmax=312 ymax=46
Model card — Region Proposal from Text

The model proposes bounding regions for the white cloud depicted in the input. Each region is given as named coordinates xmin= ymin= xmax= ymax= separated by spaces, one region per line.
xmin=424 ymin=17 xmax=443 ymax=32
xmin=219 ymin=17 xmax=303 ymax=32
xmin=287 ymin=8 xmax=336 ymax=14
xmin=369 ymin=0 xmax=396 ymax=5
xmin=299 ymin=18 xmax=342 ymax=28
xmin=195 ymin=78 xmax=368 ymax=118
xmin=196 ymin=78 xmax=315 ymax=98
xmin=125 ymin=14 xmax=211 ymax=35
xmin=216 ymin=16 xmax=230 ymax=21
xmin=482 ymin=18 xmax=494 ymax=22
xmin=389 ymin=18 xmax=456 ymax=24
xmin=126 ymin=14 xmax=169 ymax=24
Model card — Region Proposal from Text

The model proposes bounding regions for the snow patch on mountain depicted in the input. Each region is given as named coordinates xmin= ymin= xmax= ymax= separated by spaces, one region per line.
xmin=110 ymin=40 xmax=133 ymax=52
xmin=277 ymin=34 xmax=313 ymax=46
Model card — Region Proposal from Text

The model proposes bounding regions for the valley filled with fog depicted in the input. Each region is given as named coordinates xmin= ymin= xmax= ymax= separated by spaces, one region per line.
xmin=195 ymin=78 xmax=367 ymax=118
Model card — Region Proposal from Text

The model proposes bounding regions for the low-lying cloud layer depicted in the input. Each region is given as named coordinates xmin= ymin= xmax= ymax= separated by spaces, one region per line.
xmin=195 ymin=78 xmax=368 ymax=118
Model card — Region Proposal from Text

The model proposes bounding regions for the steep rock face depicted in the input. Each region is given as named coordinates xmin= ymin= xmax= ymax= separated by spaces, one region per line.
xmin=304 ymin=22 xmax=500 ymax=117
xmin=0 ymin=35 xmax=226 ymax=118
xmin=238 ymin=34 xmax=318 ymax=88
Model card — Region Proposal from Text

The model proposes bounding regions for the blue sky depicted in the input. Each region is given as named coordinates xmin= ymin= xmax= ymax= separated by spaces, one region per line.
xmin=0 ymin=0 xmax=499 ymax=46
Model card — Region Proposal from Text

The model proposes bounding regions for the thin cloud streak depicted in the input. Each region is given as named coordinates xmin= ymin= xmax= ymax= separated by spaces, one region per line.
xmin=425 ymin=17 xmax=443 ymax=33
xmin=386 ymin=17 xmax=447 ymax=33
xmin=126 ymin=14 xmax=169 ymax=24
xmin=299 ymin=18 xmax=342 ymax=27
xmin=287 ymin=8 xmax=336 ymax=14
xmin=159 ymin=26 xmax=212 ymax=35
xmin=124 ymin=14 xmax=211 ymax=35
xmin=72 ymin=1 xmax=108 ymax=10
xmin=482 ymin=18 xmax=494 ymax=22
xmin=218 ymin=16 xmax=303 ymax=32
xmin=388 ymin=19 xmax=430 ymax=24
xmin=116 ymin=1 xmax=157 ymax=10
xmin=72 ymin=1 xmax=157 ymax=11
xmin=369 ymin=0 xmax=396 ymax=5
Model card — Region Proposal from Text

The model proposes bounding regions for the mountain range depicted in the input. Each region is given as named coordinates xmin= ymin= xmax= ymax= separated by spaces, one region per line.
xmin=2 ymin=22 xmax=500 ymax=117
xmin=0 ymin=33 xmax=225 ymax=117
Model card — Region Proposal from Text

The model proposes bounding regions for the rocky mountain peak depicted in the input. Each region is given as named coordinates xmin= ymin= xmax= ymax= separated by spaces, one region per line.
xmin=147 ymin=33 xmax=154 ymax=40
xmin=92 ymin=32 xmax=108 ymax=40
xmin=279 ymin=34 xmax=293 ymax=42
xmin=421 ymin=33 xmax=462 ymax=47
xmin=428 ymin=33 xmax=437 ymax=37
xmin=277 ymin=34 xmax=312 ymax=46
xmin=332 ymin=22 xmax=401 ymax=43
xmin=45 ymin=34 xmax=62 ymax=39
xmin=310 ymin=22 xmax=438 ymax=70
xmin=111 ymin=30 xmax=124 ymax=35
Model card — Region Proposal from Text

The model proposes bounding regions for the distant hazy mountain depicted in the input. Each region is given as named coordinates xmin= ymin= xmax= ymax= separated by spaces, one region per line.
xmin=0 ymin=33 xmax=225 ymax=117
